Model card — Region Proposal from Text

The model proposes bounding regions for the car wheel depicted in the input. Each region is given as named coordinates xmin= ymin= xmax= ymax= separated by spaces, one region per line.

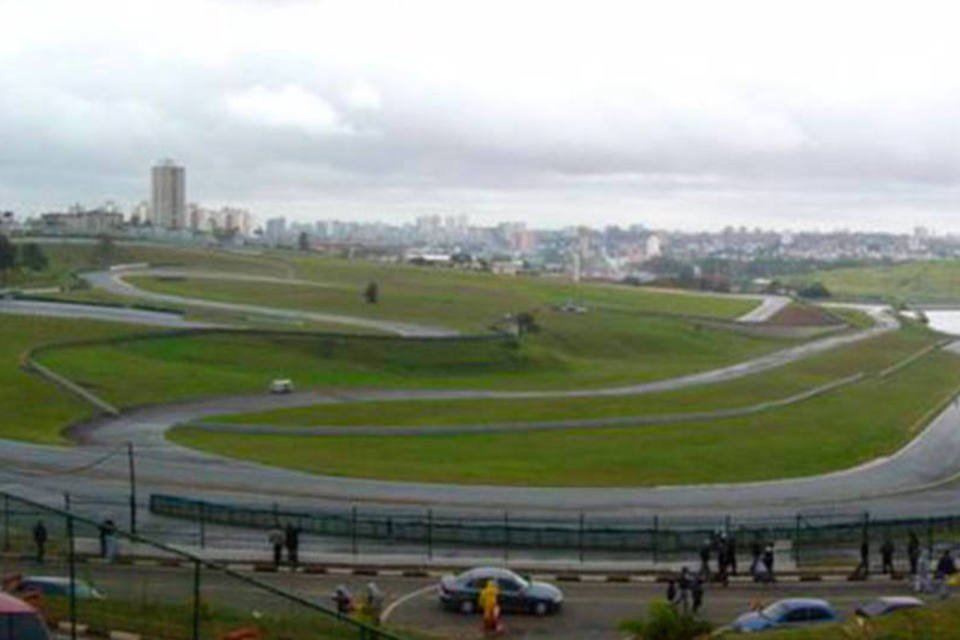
xmin=532 ymin=601 xmax=549 ymax=616
xmin=459 ymin=599 xmax=475 ymax=615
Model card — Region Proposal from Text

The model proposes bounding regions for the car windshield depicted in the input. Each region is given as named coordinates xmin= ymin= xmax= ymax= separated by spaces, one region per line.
xmin=860 ymin=601 xmax=887 ymax=617
xmin=761 ymin=602 xmax=790 ymax=620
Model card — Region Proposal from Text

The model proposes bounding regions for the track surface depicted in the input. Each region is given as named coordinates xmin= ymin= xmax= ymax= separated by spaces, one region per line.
xmin=1 ymin=267 xmax=957 ymax=524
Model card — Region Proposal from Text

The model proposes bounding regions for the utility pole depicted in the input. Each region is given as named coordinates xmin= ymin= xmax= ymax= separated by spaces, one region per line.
xmin=128 ymin=442 xmax=137 ymax=534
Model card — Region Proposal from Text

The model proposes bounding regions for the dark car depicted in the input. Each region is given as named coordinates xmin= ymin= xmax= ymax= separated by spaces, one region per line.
xmin=0 ymin=592 xmax=51 ymax=640
xmin=855 ymin=596 xmax=924 ymax=618
xmin=16 ymin=576 xmax=104 ymax=600
xmin=438 ymin=567 xmax=563 ymax=616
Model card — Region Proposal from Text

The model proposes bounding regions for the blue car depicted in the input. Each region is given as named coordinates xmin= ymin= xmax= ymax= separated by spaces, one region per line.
xmin=730 ymin=598 xmax=838 ymax=632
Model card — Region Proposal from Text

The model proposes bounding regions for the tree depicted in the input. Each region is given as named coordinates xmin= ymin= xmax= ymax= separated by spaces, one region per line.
xmin=18 ymin=243 xmax=48 ymax=271
xmin=798 ymin=281 xmax=830 ymax=299
xmin=298 ymin=231 xmax=311 ymax=252
xmin=515 ymin=311 xmax=540 ymax=336
xmin=363 ymin=281 xmax=379 ymax=304
xmin=92 ymin=234 xmax=116 ymax=268
xmin=0 ymin=234 xmax=15 ymax=284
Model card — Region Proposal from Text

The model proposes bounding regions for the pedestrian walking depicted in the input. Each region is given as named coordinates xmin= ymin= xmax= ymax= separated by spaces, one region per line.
xmin=691 ymin=575 xmax=704 ymax=614
xmin=761 ymin=544 xmax=775 ymax=582
xmin=908 ymin=532 xmax=921 ymax=575
xmin=880 ymin=538 xmax=895 ymax=575
xmin=284 ymin=522 xmax=301 ymax=567
xmin=32 ymin=521 xmax=47 ymax=564
xmin=268 ymin=525 xmax=284 ymax=568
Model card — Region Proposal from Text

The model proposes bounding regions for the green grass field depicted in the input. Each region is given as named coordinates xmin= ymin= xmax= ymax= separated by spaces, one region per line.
xmin=170 ymin=340 xmax=960 ymax=486
xmin=791 ymin=260 xmax=960 ymax=304
xmin=6 ymin=241 xmax=293 ymax=289
xmin=204 ymin=324 xmax=940 ymax=428
xmin=126 ymin=259 xmax=757 ymax=333
xmin=0 ymin=316 xmax=148 ymax=443
xmin=37 ymin=307 xmax=797 ymax=409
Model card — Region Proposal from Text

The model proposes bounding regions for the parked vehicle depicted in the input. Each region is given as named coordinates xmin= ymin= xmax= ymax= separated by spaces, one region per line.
xmin=438 ymin=567 xmax=563 ymax=616
xmin=855 ymin=596 xmax=924 ymax=618
xmin=16 ymin=576 xmax=104 ymax=600
xmin=0 ymin=592 xmax=51 ymax=640
xmin=729 ymin=598 xmax=838 ymax=632
xmin=269 ymin=379 xmax=294 ymax=394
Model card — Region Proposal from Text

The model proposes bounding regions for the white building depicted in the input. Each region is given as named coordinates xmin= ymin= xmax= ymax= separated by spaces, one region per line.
xmin=265 ymin=217 xmax=287 ymax=245
xmin=151 ymin=159 xmax=186 ymax=230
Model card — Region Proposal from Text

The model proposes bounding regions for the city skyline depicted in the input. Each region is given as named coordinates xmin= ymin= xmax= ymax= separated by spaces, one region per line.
xmin=3 ymin=1 xmax=960 ymax=233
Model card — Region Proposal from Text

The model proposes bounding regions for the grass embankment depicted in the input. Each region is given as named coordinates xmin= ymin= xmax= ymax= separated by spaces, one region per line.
xmin=37 ymin=308 xmax=795 ymax=408
xmin=126 ymin=257 xmax=757 ymax=333
xmin=0 ymin=316 xmax=147 ymax=443
xmin=6 ymin=241 xmax=292 ymax=289
xmin=204 ymin=325 xmax=939 ymax=428
xmin=171 ymin=329 xmax=960 ymax=486
xmin=790 ymin=260 xmax=960 ymax=305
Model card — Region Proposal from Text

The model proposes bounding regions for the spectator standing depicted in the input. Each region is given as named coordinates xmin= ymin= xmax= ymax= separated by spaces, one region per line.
xmin=677 ymin=567 xmax=692 ymax=613
xmin=268 ymin=526 xmax=284 ymax=568
xmin=880 ymin=538 xmax=895 ymax=575
xmin=908 ymin=532 xmax=921 ymax=575
xmin=750 ymin=538 xmax=762 ymax=577
xmin=103 ymin=519 xmax=118 ymax=562
xmin=285 ymin=523 xmax=301 ymax=567
xmin=761 ymin=544 xmax=775 ymax=582
xmin=665 ymin=579 xmax=677 ymax=607
xmin=855 ymin=538 xmax=870 ymax=578
xmin=726 ymin=535 xmax=738 ymax=576
xmin=691 ymin=574 xmax=704 ymax=614
xmin=936 ymin=549 xmax=956 ymax=578
xmin=32 ymin=521 xmax=47 ymax=564
xmin=698 ymin=539 xmax=711 ymax=579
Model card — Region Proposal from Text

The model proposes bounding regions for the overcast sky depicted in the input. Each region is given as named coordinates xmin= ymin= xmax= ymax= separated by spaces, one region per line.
xmin=2 ymin=0 xmax=960 ymax=232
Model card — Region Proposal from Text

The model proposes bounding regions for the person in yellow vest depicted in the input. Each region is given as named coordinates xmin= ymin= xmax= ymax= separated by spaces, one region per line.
xmin=479 ymin=579 xmax=501 ymax=633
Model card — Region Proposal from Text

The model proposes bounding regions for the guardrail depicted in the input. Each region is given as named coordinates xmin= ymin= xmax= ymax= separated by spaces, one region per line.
xmin=150 ymin=494 xmax=960 ymax=566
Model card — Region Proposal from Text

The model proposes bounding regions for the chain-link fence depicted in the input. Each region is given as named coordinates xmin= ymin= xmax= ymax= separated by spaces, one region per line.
xmin=0 ymin=491 xmax=411 ymax=640
xmin=151 ymin=494 xmax=960 ymax=568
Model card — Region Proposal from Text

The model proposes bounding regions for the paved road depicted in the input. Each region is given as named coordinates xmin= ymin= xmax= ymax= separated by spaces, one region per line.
xmin=82 ymin=269 xmax=459 ymax=337
xmin=0 ymin=299 xmax=216 ymax=328
xmin=0 ymin=559 xmax=928 ymax=639
xmin=736 ymin=294 xmax=791 ymax=323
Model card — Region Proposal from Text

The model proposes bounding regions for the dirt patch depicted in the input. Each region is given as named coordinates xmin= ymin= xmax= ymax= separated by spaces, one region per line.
xmin=766 ymin=304 xmax=844 ymax=327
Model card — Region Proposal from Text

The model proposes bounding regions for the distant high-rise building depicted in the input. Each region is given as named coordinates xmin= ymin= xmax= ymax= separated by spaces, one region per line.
xmin=151 ymin=159 xmax=186 ymax=230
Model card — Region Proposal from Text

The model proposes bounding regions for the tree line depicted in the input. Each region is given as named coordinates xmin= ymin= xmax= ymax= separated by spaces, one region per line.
xmin=0 ymin=234 xmax=49 ymax=284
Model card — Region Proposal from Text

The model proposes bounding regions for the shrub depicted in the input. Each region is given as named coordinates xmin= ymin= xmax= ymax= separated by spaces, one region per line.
xmin=619 ymin=601 xmax=712 ymax=640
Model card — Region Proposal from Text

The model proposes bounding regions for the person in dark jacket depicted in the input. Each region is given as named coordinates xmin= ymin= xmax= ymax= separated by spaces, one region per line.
xmin=855 ymin=538 xmax=870 ymax=578
xmin=691 ymin=575 xmax=704 ymax=614
xmin=726 ymin=535 xmax=738 ymax=576
xmin=677 ymin=567 xmax=692 ymax=613
xmin=698 ymin=539 xmax=711 ymax=579
xmin=665 ymin=579 xmax=677 ymax=606
xmin=908 ymin=532 xmax=921 ymax=575
xmin=880 ymin=538 xmax=895 ymax=575
xmin=284 ymin=523 xmax=301 ymax=567
xmin=937 ymin=550 xmax=956 ymax=578
xmin=761 ymin=544 xmax=775 ymax=582
xmin=32 ymin=521 xmax=47 ymax=564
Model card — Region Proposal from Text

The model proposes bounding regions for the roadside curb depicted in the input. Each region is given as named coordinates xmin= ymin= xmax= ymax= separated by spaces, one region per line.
xmin=38 ymin=552 xmax=912 ymax=586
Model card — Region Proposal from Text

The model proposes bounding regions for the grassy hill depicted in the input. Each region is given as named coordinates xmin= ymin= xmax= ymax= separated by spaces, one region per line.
xmin=790 ymin=260 xmax=960 ymax=304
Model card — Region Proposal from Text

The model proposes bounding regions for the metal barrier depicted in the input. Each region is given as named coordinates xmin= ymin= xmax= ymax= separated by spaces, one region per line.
xmin=0 ymin=491 xmax=409 ymax=640
xmin=151 ymin=493 xmax=960 ymax=566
